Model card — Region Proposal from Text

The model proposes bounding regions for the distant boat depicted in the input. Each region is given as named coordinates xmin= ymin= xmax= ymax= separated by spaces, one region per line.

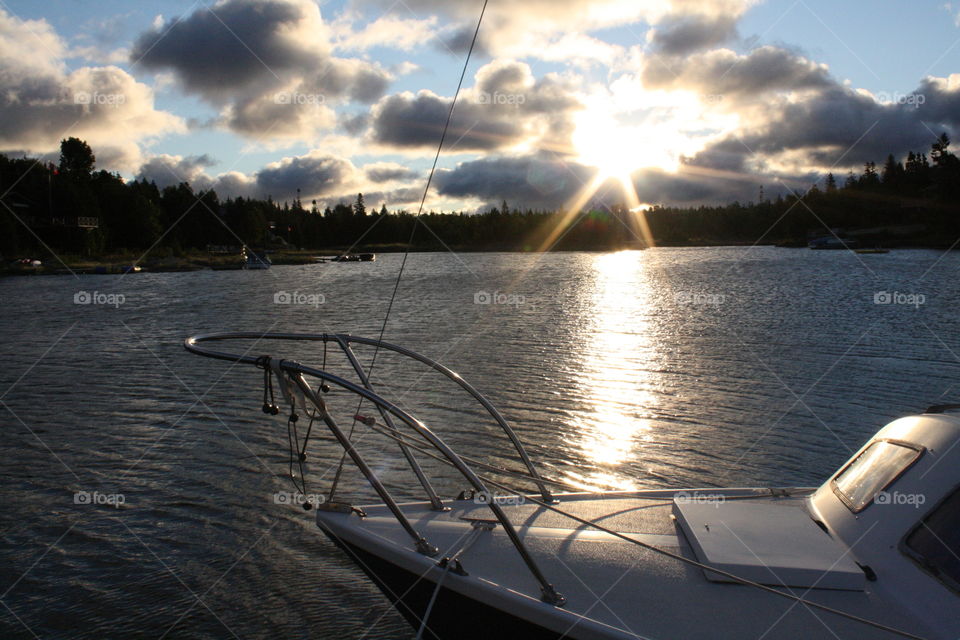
xmin=243 ymin=248 xmax=271 ymax=269
xmin=855 ymin=248 xmax=890 ymax=254
xmin=332 ymin=253 xmax=375 ymax=262
xmin=808 ymin=236 xmax=859 ymax=250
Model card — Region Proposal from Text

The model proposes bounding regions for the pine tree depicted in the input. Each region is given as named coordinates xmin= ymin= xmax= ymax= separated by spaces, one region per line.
xmin=825 ymin=173 xmax=837 ymax=192
xmin=881 ymin=154 xmax=904 ymax=191
xmin=860 ymin=162 xmax=880 ymax=189
xmin=931 ymin=132 xmax=952 ymax=166
xmin=353 ymin=193 xmax=366 ymax=216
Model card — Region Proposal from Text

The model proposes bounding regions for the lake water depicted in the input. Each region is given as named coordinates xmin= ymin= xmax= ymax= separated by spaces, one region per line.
xmin=2 ymin=247 xmax=959 ymax=638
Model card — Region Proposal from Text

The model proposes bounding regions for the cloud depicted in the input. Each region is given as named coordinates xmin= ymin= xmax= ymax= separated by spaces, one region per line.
xmin=915 ymin=74 xmax=960 ymax=127
xmin=136 ymin=154 xmax=219 ymax=188
xmin=702 ymin=85 xmax=948 ymax=174
xmin=370 ymin=90 xmax=522 ymax=150
xmin=385 ymin=0 xmax=754 ymax=61
xmin=0 ymin=9 xmax=184 ymax=171
xmin=364 ymin=162 xmax=420 ymax=183
xmin=647 ymin=14 xmax=739 ymax=55
xmin=434 ymin=154 xmax=596 ymax=209
xmin=256 ymin=153 xmax=357 ymax=199
xmin=137 ymin=151 xmax=360 ymax=202
xmin=333 ymin=14 xmax=440 ymax=52
xmin=642 ymin=46 xmax=833 ymax=102
xmin=326 ymin=186 xmax=425 ymax=209
xmin=368 ymin=59 xmax=582 ymax=152
xmin=433 ymin=152 xmax=767 ymax=209
xmin=130 ymin=0 xmax=392 ymax=139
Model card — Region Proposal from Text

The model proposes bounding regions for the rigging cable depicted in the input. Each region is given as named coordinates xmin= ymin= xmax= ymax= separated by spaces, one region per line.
xmin=328 ymin=0 xmax=490 ymax=503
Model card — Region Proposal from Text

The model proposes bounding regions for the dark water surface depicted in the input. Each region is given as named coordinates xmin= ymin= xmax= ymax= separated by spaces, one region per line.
xmin=2 ymin=247 xmax=959 ymax=638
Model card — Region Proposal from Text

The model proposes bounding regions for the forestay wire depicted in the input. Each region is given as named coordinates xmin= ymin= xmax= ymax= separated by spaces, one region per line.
xmin=328 ymin=0 xmax=490 ymax=501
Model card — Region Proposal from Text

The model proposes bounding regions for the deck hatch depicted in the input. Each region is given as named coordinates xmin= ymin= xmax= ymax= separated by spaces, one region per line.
xmin=673 ymin=498 xmax=865 ymax=591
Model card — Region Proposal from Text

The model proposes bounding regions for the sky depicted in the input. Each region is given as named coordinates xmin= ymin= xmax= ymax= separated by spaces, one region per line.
xmin=1 ymin=0 xmax=958 ymax=213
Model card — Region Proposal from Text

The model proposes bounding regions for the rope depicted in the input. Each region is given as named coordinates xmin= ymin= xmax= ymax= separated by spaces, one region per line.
xmin=328 ymin=0 xmax=489 ymax=503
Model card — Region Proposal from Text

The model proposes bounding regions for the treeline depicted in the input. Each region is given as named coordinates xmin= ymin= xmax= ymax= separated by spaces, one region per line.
xmin=0 ymin=138 xmax=633 ymax=257
xmin=646 ymin=133 xmax=960 ymax=246
xmin=2 ymin=134 xmax=959 ymax=259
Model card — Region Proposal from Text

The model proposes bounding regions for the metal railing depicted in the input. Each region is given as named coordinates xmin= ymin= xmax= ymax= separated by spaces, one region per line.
xmin=183 ymin=331 xmax=564 ymax=605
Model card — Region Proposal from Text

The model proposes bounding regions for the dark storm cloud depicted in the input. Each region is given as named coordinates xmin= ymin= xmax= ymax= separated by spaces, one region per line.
xmin=130 ymin=0 xmax=314 ymax=96
xmin=129 ymin=0 xmax=390 ymax=138
xmin=648 ymin=14 xmax=738 ymax=55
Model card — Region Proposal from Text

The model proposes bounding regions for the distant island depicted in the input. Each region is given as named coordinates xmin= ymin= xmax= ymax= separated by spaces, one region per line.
xmin=1 ymin=135 xmax=958 ymax=272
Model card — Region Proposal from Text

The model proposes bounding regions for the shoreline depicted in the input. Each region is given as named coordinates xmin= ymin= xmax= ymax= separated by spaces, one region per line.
xmin=2 ymin=241 xmax=955 ymax=277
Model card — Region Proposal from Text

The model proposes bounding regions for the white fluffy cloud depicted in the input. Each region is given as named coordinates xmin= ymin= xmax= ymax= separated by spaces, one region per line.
xmin=0 ymin=10 xmax=184 ymax=171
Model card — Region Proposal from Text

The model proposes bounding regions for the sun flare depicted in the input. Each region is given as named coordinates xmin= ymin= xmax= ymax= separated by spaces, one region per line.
xmin=572 ymin=107 xmax=678 ymax=180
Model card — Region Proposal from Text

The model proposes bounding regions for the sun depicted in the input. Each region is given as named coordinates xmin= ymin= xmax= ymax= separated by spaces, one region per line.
xmin=572 ymin=101 xmax=680 ymax=181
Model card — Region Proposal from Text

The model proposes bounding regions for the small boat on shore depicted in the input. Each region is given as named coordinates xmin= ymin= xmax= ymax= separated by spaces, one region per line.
xmin=809 ymin=236 xmax=859 ymax=250
xmin=242 ymin=248 xmax=271 ymax=269
xmin=856 ymin=248 xmax=890 ymax=254
xmin=331 ymin=253 xmax=376 ymax=262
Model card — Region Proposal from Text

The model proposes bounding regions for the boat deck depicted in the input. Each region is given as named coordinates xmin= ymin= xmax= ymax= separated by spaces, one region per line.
xmin=317 ymin=489 xmax=938 ymax=639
